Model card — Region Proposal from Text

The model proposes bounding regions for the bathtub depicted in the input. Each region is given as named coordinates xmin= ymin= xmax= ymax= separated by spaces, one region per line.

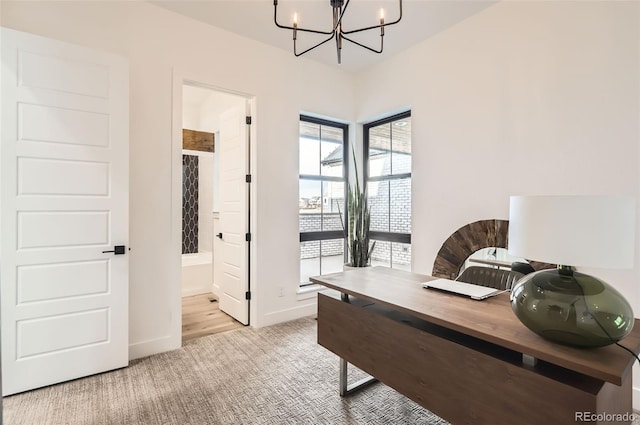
xmin=182 ymin=252 xmax=213 ymax=297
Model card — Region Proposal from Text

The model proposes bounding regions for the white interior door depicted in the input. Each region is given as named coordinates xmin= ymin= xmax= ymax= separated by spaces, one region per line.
xmin=218 ymin=104 xmax=249 ymax=325
xmin=1 ymin=28 xmax=129 ymax=395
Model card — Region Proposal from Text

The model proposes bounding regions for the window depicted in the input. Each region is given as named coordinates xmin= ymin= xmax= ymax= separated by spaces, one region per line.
xmin=299 ymin=116 xmax=348 ymax=285
xmin=364 ymin=111 xmax=411 ymax=270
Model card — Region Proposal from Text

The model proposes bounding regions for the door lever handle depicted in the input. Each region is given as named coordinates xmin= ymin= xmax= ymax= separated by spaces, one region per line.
xmin=102 ymin=245 xmax=126 ymax=255
xmin=216 ymin=233 xmax=223 ymax=239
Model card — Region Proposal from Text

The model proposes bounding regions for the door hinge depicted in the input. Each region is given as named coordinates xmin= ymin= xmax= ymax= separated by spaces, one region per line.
xmin=245 ymin=174 xmax=252 ymax=183
xmin=245 ymin=291 xmax=251 ymax=300
xmin=246 ymin=116 xmax=252 ymax=125
xmin=245 ymin=233 xmax=251 ymax=242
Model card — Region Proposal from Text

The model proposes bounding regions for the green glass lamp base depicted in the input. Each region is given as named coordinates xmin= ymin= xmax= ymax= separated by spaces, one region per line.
xmin=510 ymin=268 xmax=634 ymax=348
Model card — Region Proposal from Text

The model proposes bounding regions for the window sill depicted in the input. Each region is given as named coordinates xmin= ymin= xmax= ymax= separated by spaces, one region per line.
xmin=297 ymin=284 xmax=325 ymax=300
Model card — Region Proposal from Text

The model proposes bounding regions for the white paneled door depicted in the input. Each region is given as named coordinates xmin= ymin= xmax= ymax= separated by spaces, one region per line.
xmin=1 ymin=28 xmax=129 ymax=395
xmin=218 ymin=104 xmax=249 ymax=325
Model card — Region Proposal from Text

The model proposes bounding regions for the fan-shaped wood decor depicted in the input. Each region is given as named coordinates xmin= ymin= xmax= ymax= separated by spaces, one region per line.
xmin=432 ymin=219 xmax=554 ymax=279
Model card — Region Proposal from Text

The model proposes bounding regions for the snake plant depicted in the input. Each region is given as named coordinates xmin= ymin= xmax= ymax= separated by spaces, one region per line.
xmin=338 ymin=150 xmax=376 ymax=267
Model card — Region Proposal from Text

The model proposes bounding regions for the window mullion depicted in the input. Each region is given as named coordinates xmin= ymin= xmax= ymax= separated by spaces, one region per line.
xmin=319 ymin=240 xmax=323 ymax=275
xmin=368 ymin=173 xmax=411 ymax=182
xmin=300 ymin=174 xmax=344 ymax=182
xmin=389 ymin=123 xmax=393 ymax=176
xmin=320 ymin=178 xmax=325 ymax=233
xmin=387 ymin=179 xmax=391 ymax=233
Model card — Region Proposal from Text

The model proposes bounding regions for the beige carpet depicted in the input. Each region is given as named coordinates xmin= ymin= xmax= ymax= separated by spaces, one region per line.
xmin=4 ymin=317 xmax=448 ymax=425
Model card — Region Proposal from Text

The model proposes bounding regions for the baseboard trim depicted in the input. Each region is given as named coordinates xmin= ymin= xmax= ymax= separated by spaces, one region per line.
xmin=181 ymin=288 xmax=211 ymax=297
xmin=129 ymin=334 xmax=180 ymax=361
xmin=258 ymin=303 xmax=317 ymax=328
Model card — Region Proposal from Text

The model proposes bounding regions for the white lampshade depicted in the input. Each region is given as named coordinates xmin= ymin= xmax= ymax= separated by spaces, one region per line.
xmin=508 ymin=195 xmax=636 ymax=269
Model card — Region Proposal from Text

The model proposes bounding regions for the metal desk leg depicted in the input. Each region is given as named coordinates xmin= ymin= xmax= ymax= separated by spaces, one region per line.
xmin=339 ymin=357 xmax=378 ymax=396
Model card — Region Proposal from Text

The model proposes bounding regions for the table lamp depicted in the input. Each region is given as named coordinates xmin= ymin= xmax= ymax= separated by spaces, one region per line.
xmin=508 ymin=195 xmax=636 ymax=348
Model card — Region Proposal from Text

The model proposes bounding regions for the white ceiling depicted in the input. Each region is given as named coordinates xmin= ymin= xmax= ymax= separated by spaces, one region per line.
xmin=151 ymin=0 xmax=497 ymax=73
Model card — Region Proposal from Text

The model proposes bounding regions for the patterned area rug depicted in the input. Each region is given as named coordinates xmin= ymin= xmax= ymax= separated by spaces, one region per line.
xmin=4 ymin=317 xmax=448 ymax=424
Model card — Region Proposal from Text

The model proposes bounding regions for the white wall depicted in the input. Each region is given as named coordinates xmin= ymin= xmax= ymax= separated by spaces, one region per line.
xmin=5 ymin=0 xmax=639 ymax=405
xmin=355 ymin=0 xmax=640 ymax=406
xmin=1 ymin=0 xmax=356 ymax=358
xmin=182 ymin=101 xmax=202 ymax=132
xmin=183 ymin=86 xmax=242 ymax=134
xmin=357 ymin=0 xmax=639 ymax=303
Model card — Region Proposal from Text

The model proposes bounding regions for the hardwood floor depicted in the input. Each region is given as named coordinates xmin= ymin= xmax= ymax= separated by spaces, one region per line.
xmin=182 ymin=293 xmax=244 ymax=343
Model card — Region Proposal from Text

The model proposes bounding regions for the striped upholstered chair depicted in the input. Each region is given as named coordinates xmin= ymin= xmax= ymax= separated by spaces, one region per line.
xmin=455 ymin=266 xmax=525 ymax=291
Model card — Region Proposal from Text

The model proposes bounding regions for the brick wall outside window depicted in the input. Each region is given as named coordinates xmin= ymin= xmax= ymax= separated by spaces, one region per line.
xmin=368 ymin=153 xmax=411 ymax=265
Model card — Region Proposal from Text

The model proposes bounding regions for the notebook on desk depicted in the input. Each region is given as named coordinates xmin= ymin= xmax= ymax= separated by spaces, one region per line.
xmin=422 ymin=278 xmax=503 ymax=300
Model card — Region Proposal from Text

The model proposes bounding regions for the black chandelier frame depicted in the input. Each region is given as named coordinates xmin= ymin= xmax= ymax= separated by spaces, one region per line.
xmin=274 ymin=0 xmax=403 ymax=64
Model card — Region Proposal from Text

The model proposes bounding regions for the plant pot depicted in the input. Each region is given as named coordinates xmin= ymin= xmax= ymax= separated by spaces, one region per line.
xmin=343 ymin=263 xmax=371 ymax=271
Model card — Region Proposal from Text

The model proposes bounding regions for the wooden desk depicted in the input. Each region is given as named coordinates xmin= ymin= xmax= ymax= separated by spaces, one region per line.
xmin=311 ymin=267 xmax=640 ymax=425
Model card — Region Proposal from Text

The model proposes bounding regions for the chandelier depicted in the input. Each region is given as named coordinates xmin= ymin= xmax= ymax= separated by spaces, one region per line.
xmin=273 ymin=0 xmax=403 ymax=64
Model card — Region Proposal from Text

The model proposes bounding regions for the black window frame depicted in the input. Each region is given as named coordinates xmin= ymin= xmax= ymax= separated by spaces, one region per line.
xmin=299 ymin=115 xmax=349 ymax=284
xmin=363 ymin=110 xmax=412 ymax=246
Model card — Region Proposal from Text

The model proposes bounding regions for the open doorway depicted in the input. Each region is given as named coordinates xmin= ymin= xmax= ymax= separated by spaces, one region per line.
xmin=180 ymin=83 xmax=250 ymax=343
